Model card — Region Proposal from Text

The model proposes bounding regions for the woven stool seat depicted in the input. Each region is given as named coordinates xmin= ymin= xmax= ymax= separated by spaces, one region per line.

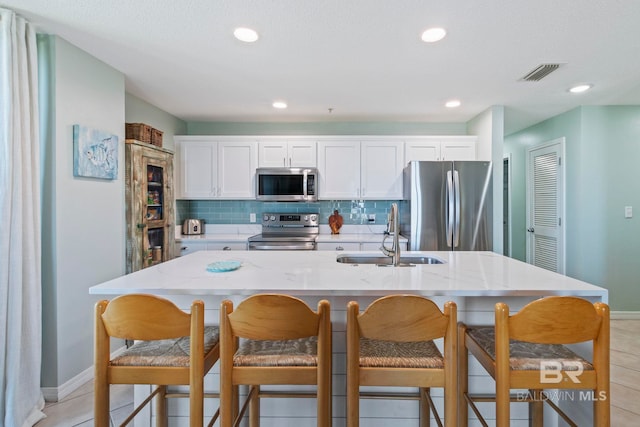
xmin=359 ymin=337 xmax=443 ymax=369
xmin=234 ymin=336 xmax=318 ymax=367
xmin=112 ymin=326 xmax=219 ymax=367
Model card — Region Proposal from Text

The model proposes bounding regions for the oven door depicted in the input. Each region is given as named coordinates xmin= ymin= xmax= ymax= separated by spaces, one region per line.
xmin=248 ymin=238 xmax=317 ymax=251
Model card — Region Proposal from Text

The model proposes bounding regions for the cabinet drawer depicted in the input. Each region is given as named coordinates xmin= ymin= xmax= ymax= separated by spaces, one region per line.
xmin=317 ymin=242 xmax=360 ymax=251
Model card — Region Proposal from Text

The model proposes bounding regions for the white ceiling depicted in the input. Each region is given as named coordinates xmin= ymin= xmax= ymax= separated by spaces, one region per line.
xmin=4 ymin=0 xmax=640 ymax=134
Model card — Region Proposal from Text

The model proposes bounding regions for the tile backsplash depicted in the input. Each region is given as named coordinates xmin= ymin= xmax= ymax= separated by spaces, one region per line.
xmin=176 ymin=200 xmax=398 ymax=225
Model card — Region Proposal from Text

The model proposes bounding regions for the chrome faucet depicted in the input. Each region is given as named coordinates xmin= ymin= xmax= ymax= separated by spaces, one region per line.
xmin=380 ymin=203 xmax=400 ymax=266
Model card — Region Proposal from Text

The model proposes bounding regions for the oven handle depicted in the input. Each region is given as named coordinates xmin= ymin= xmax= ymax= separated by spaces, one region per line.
xmin=248 ymin=242 xmax=316 ymax=250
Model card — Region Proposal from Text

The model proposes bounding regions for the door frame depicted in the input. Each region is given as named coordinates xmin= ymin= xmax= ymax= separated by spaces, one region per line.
xmin=503 ymin=154 xmax=512 ymax=258
xmin=525 ymin=137 xmax=566 ymax=274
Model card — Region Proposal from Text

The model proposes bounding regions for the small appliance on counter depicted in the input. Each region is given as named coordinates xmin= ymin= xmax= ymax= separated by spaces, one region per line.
xmin=182 ymin=218 xmax=205 ymax=235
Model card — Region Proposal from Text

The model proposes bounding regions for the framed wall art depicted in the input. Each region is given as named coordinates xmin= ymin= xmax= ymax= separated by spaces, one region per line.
xmin=73 ymin=124 xmax=118 ymax=180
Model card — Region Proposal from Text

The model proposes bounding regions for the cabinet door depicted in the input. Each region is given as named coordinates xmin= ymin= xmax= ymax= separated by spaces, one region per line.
xmin=259 ymin=140 xmax=317 ymax=167
xmin=179 ymin=141 xmax=217 ymax=198
xmin=258 ymin=141 xmax=288 ymax=167
xmin=317 ymin=141 xmax=360 ymax=199
xmin=207 ymin=242 xmax=247 ymax=251
xmin=405 ymin=139 xmax=441 ymax=162
xmin=441 ymin=137 xmax=477 ymax=160
xmin=218 ymin=141 xmax=257 ymax=199
xmin=178 ymin=241 xmax=207 ymax=256
xmin=359 ymin=242 xmax=383 ymax=251
xmin=360 ymin=141 xmax=404 ymax=199
xmin=317 ymin=242 xmax=360 ymax=251
xmin=288 ymin=140 xmax=317 ymax=167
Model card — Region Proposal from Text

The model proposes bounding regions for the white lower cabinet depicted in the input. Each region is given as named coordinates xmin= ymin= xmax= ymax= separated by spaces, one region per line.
xmin=361 ymin=241 xmax=407 ymax=251
xmin=317 ymin=241 xmax=407 ymax=251
xmin=317 ymin=242 xmax=361 ymax=251
xmin=177 ymin=241 xmax=247 ymax=256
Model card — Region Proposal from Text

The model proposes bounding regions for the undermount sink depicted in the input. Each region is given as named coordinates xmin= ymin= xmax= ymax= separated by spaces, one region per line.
xmin=336 ymin=254 xmax=445 ymax=266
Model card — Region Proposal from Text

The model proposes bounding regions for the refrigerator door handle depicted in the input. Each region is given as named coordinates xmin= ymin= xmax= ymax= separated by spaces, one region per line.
xmin=453 ymin=170 xmax=461 ymax=247
xmin=446 ymin=170 xmax=454 ymax=247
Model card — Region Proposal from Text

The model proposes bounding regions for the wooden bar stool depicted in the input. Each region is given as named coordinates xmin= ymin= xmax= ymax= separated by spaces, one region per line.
xmin=347 ymin=295 xmax=457 ymax=427
xmin=458 ymin=296 xmax=609 ymax=427
xmin=219 ymin=294 xmax=332 ymax=427
xmin=94 ymin=294 xmax=220 ymax=427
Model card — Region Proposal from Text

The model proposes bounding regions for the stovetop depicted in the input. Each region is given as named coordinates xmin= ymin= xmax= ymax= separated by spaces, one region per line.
xmin=248 ymin=212 xmax=320 ymax=244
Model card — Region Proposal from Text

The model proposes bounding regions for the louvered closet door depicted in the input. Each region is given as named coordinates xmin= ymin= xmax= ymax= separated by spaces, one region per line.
xmin=527 ymin=140 xmax=564 ymax=273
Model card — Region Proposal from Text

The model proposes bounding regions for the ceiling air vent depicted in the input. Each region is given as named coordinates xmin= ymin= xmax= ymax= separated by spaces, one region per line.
xmin=519 ymin=63 xmax=563 ymax=82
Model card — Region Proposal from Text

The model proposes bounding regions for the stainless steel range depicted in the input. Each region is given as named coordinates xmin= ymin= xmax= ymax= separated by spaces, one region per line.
xmin=248 ymin=213 xmax=319 ymax=250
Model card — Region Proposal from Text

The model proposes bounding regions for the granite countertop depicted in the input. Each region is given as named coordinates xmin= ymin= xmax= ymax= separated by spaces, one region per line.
xmin=89 ymin=250 xmax=607 ymax=300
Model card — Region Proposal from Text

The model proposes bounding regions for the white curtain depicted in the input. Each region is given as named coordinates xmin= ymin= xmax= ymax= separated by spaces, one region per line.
xmin=0 ymin=8 xmax=45 ymax=427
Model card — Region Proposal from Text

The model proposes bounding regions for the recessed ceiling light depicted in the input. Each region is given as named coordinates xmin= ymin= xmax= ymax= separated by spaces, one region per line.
xmin=569 ymin=84 xmax=593 ymax=93
xmin=234 ymin=27 xmax=259 ymax=43
xmin=272 ymin=101 xmax=287 ymax=109
xmin=421 ymin=27 xmax=447 ymax=43
xmin=445 ymin=99 xmax=461 ymax=108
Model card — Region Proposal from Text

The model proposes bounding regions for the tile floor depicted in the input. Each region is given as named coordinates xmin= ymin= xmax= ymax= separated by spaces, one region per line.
xmin=35 ymin=320 xmax=640 ymax=426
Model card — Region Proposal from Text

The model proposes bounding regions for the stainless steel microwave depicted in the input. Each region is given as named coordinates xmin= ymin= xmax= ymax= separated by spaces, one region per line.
xmin=256 ymin=167 xmax=318 ymax=202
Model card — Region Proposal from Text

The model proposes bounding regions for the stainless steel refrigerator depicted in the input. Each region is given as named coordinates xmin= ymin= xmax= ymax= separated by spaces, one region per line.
xmin=400 ymin=160 xmax=493 ymax=251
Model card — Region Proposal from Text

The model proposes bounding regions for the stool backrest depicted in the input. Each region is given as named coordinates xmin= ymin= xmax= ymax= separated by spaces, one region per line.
xmin=99 ymin=294 xmax=197 ymax=340
xmin=224 ymin=294 xmax=328 ymax=340
xmin=355 ymin=295 xmax=454 ymax=342
xmin=498 ymin=296 xmax=607 ymax=344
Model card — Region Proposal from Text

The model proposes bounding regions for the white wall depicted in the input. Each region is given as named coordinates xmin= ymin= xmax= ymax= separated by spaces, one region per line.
xmin=467 ymin=106 xmax=504 ymax=255
xmin=40 ymin=35 xmax=125 ymax=392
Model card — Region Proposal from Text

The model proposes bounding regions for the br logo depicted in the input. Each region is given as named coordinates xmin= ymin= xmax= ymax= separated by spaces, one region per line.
xmin=539 ymin=361 xmax=583 ymax=384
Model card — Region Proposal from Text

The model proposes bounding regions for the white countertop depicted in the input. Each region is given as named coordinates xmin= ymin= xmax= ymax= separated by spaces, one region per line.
xmin=90 ymin=250 xmax=607 ymax=300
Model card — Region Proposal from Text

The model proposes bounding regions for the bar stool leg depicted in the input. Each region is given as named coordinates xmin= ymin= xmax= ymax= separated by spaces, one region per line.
xmin=249 ymin=385 xmax=260 ymax=427
xmin=420 ymin=387 xmax=431 ymax=427
xmin=457 ymin=323 xmax=469 ymax=427
xmin=530 ymin=389 xmax=543 ymax=427
xmin=155 ymin=385 xmax=168 ymax=427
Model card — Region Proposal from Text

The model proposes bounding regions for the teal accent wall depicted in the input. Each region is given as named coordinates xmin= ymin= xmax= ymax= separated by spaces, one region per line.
xmin=125 ymin=93 xmax=187 ymax=150
xmin=176 ymin=199 xmax=397 ymax=226
xmin=505 ymin=106 xmax=640 ymax=311
xmin=186 ymin=121 xmax=467 ymax=135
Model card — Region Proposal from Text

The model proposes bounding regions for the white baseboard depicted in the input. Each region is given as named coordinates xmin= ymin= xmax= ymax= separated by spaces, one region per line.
xmin=611 ymin=311 xmax=640 ymax=320
xmin=41 ymin=345 xmax=127 ymax=402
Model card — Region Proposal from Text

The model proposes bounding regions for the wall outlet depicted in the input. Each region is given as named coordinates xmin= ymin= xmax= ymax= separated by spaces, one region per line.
xmin=250 ymin=213 xmax=256 ymax=223
xmin=368 ymin=214 xmax=376 ymax=222
xmin=625 ymin=206 xmax=633 ymax=219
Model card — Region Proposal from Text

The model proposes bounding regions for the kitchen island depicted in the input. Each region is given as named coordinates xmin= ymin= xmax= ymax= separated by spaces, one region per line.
xmin=90 ymin=250 xmax=607 ymax=427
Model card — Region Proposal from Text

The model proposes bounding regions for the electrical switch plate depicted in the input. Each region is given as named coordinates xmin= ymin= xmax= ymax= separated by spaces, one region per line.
xmin=625 ymin=206 xmax=633 ymax=218
xmin=250 ymin=213 xmax=256 ymax=223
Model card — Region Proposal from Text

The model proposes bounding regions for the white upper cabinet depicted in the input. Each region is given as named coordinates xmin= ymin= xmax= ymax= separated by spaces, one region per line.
xmin=360 ymin=140 xmax=404 ymax=199
xmin=175 ymin=136 xmax=257 ymax=199
xmin=258 ymin=139 xmax=316 ymax=167
xmin=317 ymin=139 xmax=404 ymax=200
xmin=405 ymin=136 xmax=477 ymax=162
xmin=177 ymin=139 xmax=218 ymax=198
xmin=317 ymin=140 xmax=360 ymax=199
xmin=218 ymin=141 xmax=258 ymax=198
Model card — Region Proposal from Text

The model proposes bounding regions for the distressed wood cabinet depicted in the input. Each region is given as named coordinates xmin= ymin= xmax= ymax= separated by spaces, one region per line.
xmin=125 ymin=139 xmax=175 ymax=273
